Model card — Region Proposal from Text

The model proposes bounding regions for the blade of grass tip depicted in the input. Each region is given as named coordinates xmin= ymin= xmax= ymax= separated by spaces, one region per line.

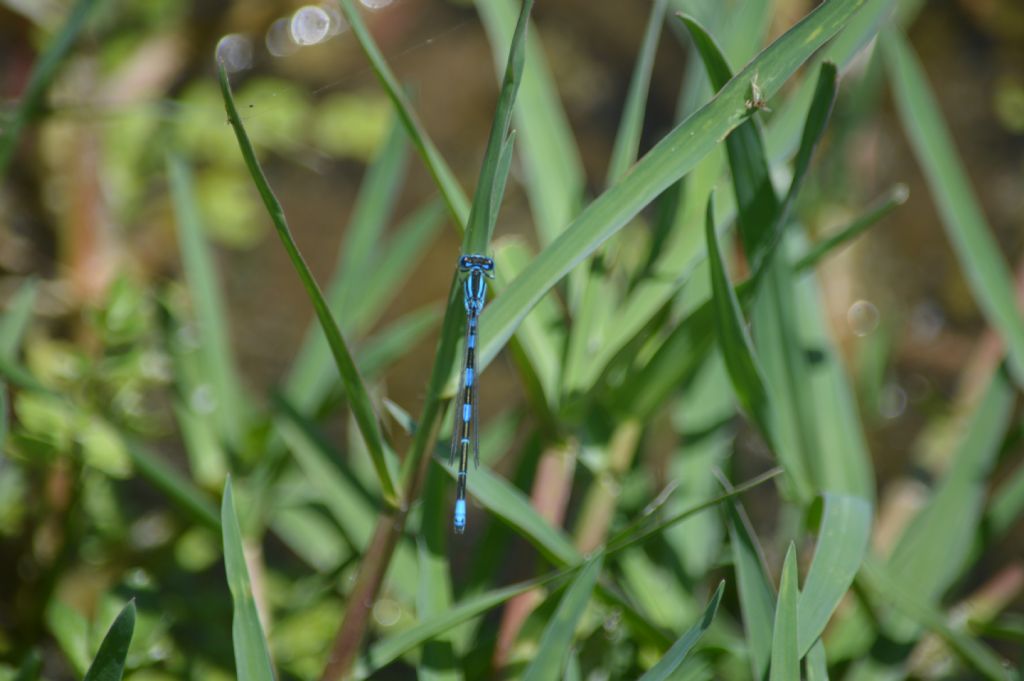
xmin=793 ymin=184 xmax=909 ymax=272
xmin=769 ymin=543 xmax=800 ymax=681
xmin=477 ymin=0 xmax=868 ymax=374
xmin=0 ymin=278 xmax=39 ymax=360
xmin=0 ymin=0 xmax=101 ymax=175
xmin=607 ymin=0 xmax=668 ymax=185
xmin=336 ymin=0 xmax=469 ymax=227
xmin=882 ymin=29 xmax=1024 ymax=388
xmin=221 ymin=477 xmax=276 ymax=681
xmin=804 ymin=639 xmax=829 ymax=681
xmin=477 ymin=0 xmax=583 ymax=246
xmin=167 ymin=153 xmax=248 ymax=449
xmin=638 ymin=581 xmax=725 ymax=681
xmin=462 ymin=0 xmax=533 ymax=256
xmin=522 ymin=555 xmax=604 ymax=681
xmin=797 ymin=494 xmax=872 ymax=656
xmin=82 ymin=601 xmax=135 ymax=681
xmin=218 ymin=63 xmax=401 ymax=508
xmin=705 ymin=194 xmax=774 ymax=443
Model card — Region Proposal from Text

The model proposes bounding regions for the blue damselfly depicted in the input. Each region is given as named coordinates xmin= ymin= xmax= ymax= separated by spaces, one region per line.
xmin=450 ymin=254 xmax=494 ymax=533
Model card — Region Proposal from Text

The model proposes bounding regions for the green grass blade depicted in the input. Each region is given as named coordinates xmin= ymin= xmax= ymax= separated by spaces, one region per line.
xmin=797 ymin=494 xmax=872 ymax=655
xmin=793 ymin=184 xmax=908 ymax=272
xmin=638 ymin=581 xmax=724 ymax=681
xmin=522 ymin=555 xmax=604 ymax=681
xmin=221 ymin=477 xmax=276 ymax=681
xmin=882 ymin=29 xmax=1024 ymax=387
xmin=336 ymin=0 xmax=469 ymax=227
xmin=461 ymin=0 xmax=533 ymax=255
xmin=476 ymin=0 xmax=583 ymax=245
xmin=0 ymin=0 xmax=101 ymax=175
xmin=705 ymin=196 xmax=773 ymax=441
xmin=724 ymin=488 xmax=776 ymax=679
xmin=218 ymin=63 xmax=400 ymax=507
xmin=0 ymin=279 xmax=38 ymax=360
xmin=14 ymin=649 xmax=42 ymax=681
xmin=476 ymin=0 xmax=870 ymax=372
xmin=167 ymin=153 xmax=248 ymax=449
xmin=805 ymin=639 xmax=829 ymax=681
xmin=126 ymin=442 xmax=219 ymax=529
xmin=82 ymin=601 xmax=135 ymax=681
xmin=416 ymin=465 xmax=457 ymax=681
xmin=987 ymin=456 xmax=1024 ymax=540
xmin=607 ymin=0 xmax=668 ymax=185
xmin=769 ymin=543 xmax=800 ymax=681
xmin=356 ymin=305 xmax=442 ymax=379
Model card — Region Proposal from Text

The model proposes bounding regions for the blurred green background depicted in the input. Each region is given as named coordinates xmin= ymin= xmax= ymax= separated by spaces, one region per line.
xmin=0 ymin=0 xmax=1022 ymax=679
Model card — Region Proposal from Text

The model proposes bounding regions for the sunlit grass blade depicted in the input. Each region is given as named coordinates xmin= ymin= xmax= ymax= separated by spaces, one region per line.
xmin=336 ymin=0 xmax=469 ymax=227
xmin=476 ymin=0 xmax=871 ymax=373
xmin=0 ymin=279 xmax=38 ymax=360
xmin=126 ymin=442 xmax=219 ymax=529
xmin=521 ymin=555 xmax=603 ymax=681
xmin=221 ymin=477 xmax=275 ymax=681
xmin=638 ymin=581 xmax=724 ymax=681
xmin=218 ymin=63 xmax=401 ymax=507
xmin=793 ymin=184 xmax=909 ymax=272
xmin=0 ymin=0 xmax=101 ymax=175
xmin=797 ymin=494 xmax=872 ymax=655
xmin=705 ymin=195 xmax=773 ymax=441
xmin=607 ymin=0 xmax=668 ymax=185
xmin=476 ymin=0 xmax=583 ymax=245
xmin=167 ymin=153 xmax=248 ymax=449
xmin=82 ymin=600 xmax=135 ymax=681
xmin=882 ymin=28 xmax=1024 ymax=387
xmin=769 ymin=543 xmax=799 ymax=681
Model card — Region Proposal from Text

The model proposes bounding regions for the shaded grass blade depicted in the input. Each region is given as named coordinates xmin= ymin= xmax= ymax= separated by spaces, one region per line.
xmin=638 ymin=581 xmax=724 ymax=681
xmin=126 ymin=442 xmax=219 ymax=529
xmin=416 ymin=464 xmax=457 ymax=681
xmin=521 ymin=555 xmax=603 ymax=681
xmin=82 ymin=600 xmax=135 ymax=681
xmin=797 ymin=493 xmax=872 ymax=655
xmin=218 ymin=63 xmax=400 ymax=507
xmin=0 ymin=279 xmax=38 ymax=360
xmin=167 ymin=153 xmax=248 ymax=449
xmin=476 ymin=0 xmax=870 ymax=372
xmin=336 ymin=0 xmax=469 ymax=227
xmin=882 ymin=28 xmax=1024 ymax=387
xmin=769 ymin=543 xmax=799 ymax=681
xmin=805 ymin=640 xmax=829 ymax=681
xmin=0 ymin=0 xmax=101 ymax=175
xmin=221 ymin=477 xmax=276 ymax=681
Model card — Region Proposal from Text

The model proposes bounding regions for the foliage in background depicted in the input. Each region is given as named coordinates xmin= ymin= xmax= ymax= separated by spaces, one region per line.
xmin=0 ymin=0 xmax=1021 ymax=679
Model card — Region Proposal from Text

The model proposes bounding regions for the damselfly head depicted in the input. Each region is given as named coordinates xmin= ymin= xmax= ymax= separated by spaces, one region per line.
xmin=459 ymin=254 xmax=495 ymax=276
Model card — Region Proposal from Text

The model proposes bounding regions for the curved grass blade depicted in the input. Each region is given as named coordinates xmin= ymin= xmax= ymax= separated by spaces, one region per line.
xmin=638 ymin=581 xmax=724 ymax=681
xmin=0 ymin=0 xmax=101 ymax=175
xmin=0 ymin=279 xmax=38 ymax=360
xmin=336 ymin=0 xmax=469 ymax=227
xmin=769 ymin=543 xmax=800 ymax=681
xmin=477 ymin=0 xmax=583 ymax=245
xmin=607 ymin=0 xmax=668 ymax=185
xmin=705 ymin=195 xmax=773 ymax=441
xmin=797 ymin=494 xmax=872 ymax=655
xmin=522 ymin=555 xmax=604 ymax=681
xmin=218 ymin=63 xmax=400 ymax=507
xmin=882 ymin=28 xmax=1024 ymax=387
xmin=167 ymin=153 xmax=248 ymax=449
xmin=82 ymin=601 xmax=135 ymax=681
xmin=476 ymin=0 xmax=870 ymax=373
xmin=221 ymin=478 xmax=276 ymax=681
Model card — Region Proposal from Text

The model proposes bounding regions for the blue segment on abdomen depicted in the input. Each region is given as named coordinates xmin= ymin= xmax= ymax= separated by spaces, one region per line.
xmin=465 ymin=367 xmax=474 ymax=386
xmin=468 ymin=333 xmax=475 ymax=349
xmin=462 ymin=403 xmax=472 ymax=422
xmin=454 ymin=500 xmax=467 ymax=531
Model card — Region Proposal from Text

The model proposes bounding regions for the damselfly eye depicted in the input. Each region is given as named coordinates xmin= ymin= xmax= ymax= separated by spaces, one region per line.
xmin=459 ymin=256 xmax=471 ymax=269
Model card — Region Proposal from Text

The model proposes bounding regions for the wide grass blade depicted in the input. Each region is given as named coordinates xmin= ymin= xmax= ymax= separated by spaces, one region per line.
xmin=82 ymin=601 xmax=135 ymax=681
xmin=521 ymin=555 xmax=603 ymax=681
xmin=882 ymin=28 xmax=1024 ymax=387
xmin=476 ymin=0 xmax=583 ymax=245
xmin=221 ymin=477 xmax=276 ymax=681
xmin=769 ymin=543 xmax=800 ymax=681
xmin=476 ymin=0 xmax=871 ymax=372
xmin=218 ymin=63 xmax=401 ymax=507
xmin=797 ymin=494 xmax=872 ymax=655
xmin=638 ymin=581 xmax=724 ymax=681
xmin=335 ymin=0 xmax=469 ymax=227
xmin=607 ymin=0 xmax=668 ymax=185
xmin=0 ymin=0 xmax=101 ymax=175
xmin=704 ymin=196 xmax=773 ymax=441
xmin=167 ymin=153 xmax=248 ymax=449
